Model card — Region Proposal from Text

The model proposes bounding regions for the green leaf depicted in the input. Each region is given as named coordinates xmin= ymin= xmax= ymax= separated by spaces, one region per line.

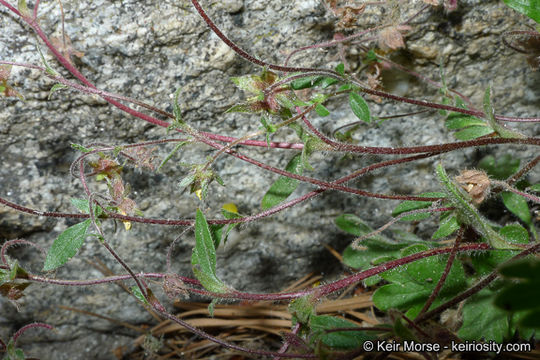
xmin=315 ymin=103 xmax=330 ymax=117
xmin=43 ymin=220 xmax=91 ymax=271
xmin=70 ymin=143 xmax=93 ymax=153
xmin=310 ymin=315 xmax=374 ymax=349
xmin=319 ymin=77 xmax=339 ymax=88
xmin=261 ymin=153 xmax=303 ymax=210
xmin=6 ymin=340 xmax=26 ymax=360
xmin=290 ymin=76 xmax=321 ymax=90
xmin=18 ymin=0 xmax=30 ymax=17
xmin=158 ymin=141 xmax=188 ymax=171
xmin=48 ymin=83 xmax=68 ymax=100
xmin=349 ymin=92 xmax=370 ymax=123
xmin=373 ymin=282 xmax=431 ymax=311
xmin=70 ymin=198 xmax=103 ymax=217
xmin=499 ymin=258 xmax=540 ymax=279
xmin=499 ymin=223 xmax=529 ymax=244
xmin=288 ymin=295 xmax=316 ymax=324
xmin=335 ymin=214 xmax=377 ymax=237
xmin=501 ymin=192 xmax=532 ymax=226
xmin=445 ymin=115 xmax=486 ymax=130
xmin=478 ymin=154 xmax=520 ymax=180
xmin=495 ymin=283 xmax=540 ymax=312
xmin=483 ymin=86 xmax=525 ymax=139
xmin=179 ymin=173 xmax=196 ymax=188
xmin=453 ymin=125 xmax=494 ymax=140
xmin=459 ymin=289 xmax=511 ymax=342
xmin=529 ymin=183 xmax=540 ymax=192
xmin=335 ymin=63 xmax=345 ymax=75
xmin=230 ymin=74 xmax=261 ymax=94
xmin=373 ymin=244 xmax=467 ymax=316
xmin=224 ymin=103 xmax=252 ymax=113
xmin=432 ymin=214 xmax=460 ymax=239
xmin=503 ymin=0 xmax=540 ymax=24
xmin=342 ymin=239 xmax=409 ymax=270
xmin=191 ymin=209 xmax=229 ymax=293
xmin=131 ymin=286 xmax=149 ymax=305
xmin=392 ymin=192 xmax=445 ymax=221
xmin=519 ymin=309 xmax=540 ymax=328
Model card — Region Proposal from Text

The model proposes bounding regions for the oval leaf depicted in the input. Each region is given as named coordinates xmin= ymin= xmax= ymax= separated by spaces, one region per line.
xmin=261 ymin=153 xmax=303 ymax=210
xmin=43 ymin=220 xmax=90 ymax=271
xmin=349 ymin=92 xmax=370 ymax=123
xmin=502 ymin=191 xmax=532 ymax=226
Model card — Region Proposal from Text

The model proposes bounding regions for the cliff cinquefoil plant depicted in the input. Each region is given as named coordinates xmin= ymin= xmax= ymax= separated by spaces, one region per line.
xmin=1 ymin=0 xmax=539 ymax=358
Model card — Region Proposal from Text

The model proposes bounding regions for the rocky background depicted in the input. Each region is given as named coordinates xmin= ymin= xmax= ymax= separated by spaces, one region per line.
xmin=0 ymin=0 xmax=539 ymax=358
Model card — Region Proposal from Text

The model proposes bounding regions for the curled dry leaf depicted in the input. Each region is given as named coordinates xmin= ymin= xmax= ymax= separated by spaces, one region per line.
xmin=455 ymin=169 xmax=491 ymax=204
xmin=163 ymin=274 xmax=189 ymax=301
xmin=378 ymin=25 xmax=412 ymax=52
xmin=50 ymin=34 xmax=85 ymax=64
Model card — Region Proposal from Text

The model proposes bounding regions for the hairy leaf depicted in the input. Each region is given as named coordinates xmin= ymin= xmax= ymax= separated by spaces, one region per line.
xmin=191 ymin=209 xmax=229 ymax=293
xmin=310 ymin=315 xmax=374 ymax=349
xmin=349 ymin=92 xmax=370 ymax=123
xmin=261 ymin=153 xmax=303 ymax=210
xmin=43 ymin=220 xmax=91 ymax=271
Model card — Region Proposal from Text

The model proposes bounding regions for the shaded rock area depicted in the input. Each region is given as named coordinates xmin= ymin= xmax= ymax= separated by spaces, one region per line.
xmin=0 ymin=0 xmax=538 ymax=358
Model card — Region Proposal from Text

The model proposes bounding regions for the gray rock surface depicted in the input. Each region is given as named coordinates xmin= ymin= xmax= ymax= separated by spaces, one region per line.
xmin=0 ymin=0 xmax=538 ymax=358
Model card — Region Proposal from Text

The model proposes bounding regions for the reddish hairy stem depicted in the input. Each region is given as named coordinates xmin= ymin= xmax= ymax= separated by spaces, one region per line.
xmin=12 ymin=323 xmax=54 ymax=344
xmin=189 ymin=0 xmax=339 ymax=75
xmin=1 ymin=239 xmax=46 ymax=266
xmin=26 ymin=244 xmax=493 ymax=302
xmin=0 ymin=152 xmax=441 ymax=228
xmin=187 ymin=243 xmax=493 ymax=301
xmin=415 ymin=227 xmax=464 ymax=320
xmin=27 ymin=272 xmax=199 ymax=286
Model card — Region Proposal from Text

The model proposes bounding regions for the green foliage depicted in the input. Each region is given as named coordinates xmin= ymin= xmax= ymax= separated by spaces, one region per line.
xmin=495 ymin=258 xmax=540 ymax=329
xmin=459 ymin=288 xmax=510 ymax=342
xmin=444 ymin=96 xmax=494 ymax=140
xmin=290 ymin=75 xmax=338 ymax=90
xmin=48 ymin=83 xmax=68 ymax=100
xmin=483 ymin=86 xmax=525 ymax=139
xmin=289 ymin=295 xmax=316 ymax=324
xmin=43 ymin=220 xmax=91 ymax=272
xmin=4 ymin=340 xmax=26 ymax=360
xmin=349 ymin=92 xmax=370 ymax=123
xmin=478 ymin=154 xmax=520 ymax=180
xmin=436 ymin=163 xmax=522 ymax=250
xmin=158 ymin=141 xmax=189 ymax=171
xmin=309 ymin=315 xmax=373 ymax=349
xmin=191 ymin=209 xmax=230 ymax=293
xmin=131 ymin=286 xmax=149 ymax=305
xmin=392 ymin=192 xmax=445 ymax=221
xmin=501 ymin=191 xmax=533 ymax=226
xmin=337 ymin=214 xmax=440 ymax=286
xmin=209 ymin=205 xmax=242 ymax=248
xmin=503 ymin=0 xmax=540 ymax=24
xmin=261 ymin=153 xmax=304 ymax=210
xmin=445 ymin=113 xmax=493 ymax=140
xmin=179 ymin=164 xmax=224 ymax=200
xmin=431 ymin=214 xmax=459 ymax=239
xmin=372 ymin=244 xmax=467 ymax=319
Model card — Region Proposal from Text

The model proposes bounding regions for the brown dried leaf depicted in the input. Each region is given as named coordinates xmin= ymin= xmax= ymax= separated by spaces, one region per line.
xmin=455 ymin=169 xmax=491 ymax=204
xmin=378 ymin=25 xmax=412 ymax=51
xmin=50 ymin=34 xmax=84 ymax=64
